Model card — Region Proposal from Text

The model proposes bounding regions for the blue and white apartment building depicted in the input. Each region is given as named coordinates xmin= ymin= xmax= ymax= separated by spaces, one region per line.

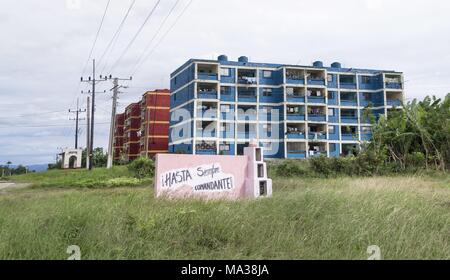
xmin=169 ymin=55 xmax=404 ymax=158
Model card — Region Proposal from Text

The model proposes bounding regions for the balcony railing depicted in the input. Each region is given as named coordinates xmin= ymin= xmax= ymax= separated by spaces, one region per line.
xmin=361 ymin=133 xmax=373 ymax=141
xmin=308 ymin=132 xmax=327 ymax=140
xmin=287 ymin=95 xmax=305 ymax=102
xmin=341 ymin=116 xmax=358 ymax=124
xmin=197 ymin=73 xmax=218 ymax=80
xmin=287 ymin=114 xmax=305 ymax=121
xmin=307 ymin=96 xmax=326 ymax=103
xmin=341 ymin=133 xmax=358 ymax=140
xmin=238 ymin=76 xmax=257 ymax=85
xmin=198 ymin=89 xmax=217 ymax=99
xmin=287 ymin=150 xmax=306 ymax=158
xmin=340 ymin=82 xmax=357 ymax=89
xmin=196 ymin=130 xmax=216 ymax=138
xmin=308 ymin=114 xmax=326 ymax=122
xmin=286 ymin=132 xmax=305 ymax=139
xmin=307 ymin=78 xmax=325 ymax=86
xmin=197 ymin=109 xmax=218 ymax=119
xmin=385 ymin=82 xmax=402 ymax=89
xmin=340 ymin=99 xmax=358 ymax=106
xmin=308 ymin=150 xmax=326 ymax=157
xmin=387 ymin=99 xmax=402 ymax=106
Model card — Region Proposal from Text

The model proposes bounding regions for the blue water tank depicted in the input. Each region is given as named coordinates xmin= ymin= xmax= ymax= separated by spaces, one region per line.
xmin=331 ymin=62 xmax=342 ymax=68
xmin=238 ymin=56 xmax=249 ymax=63
xmin=313 ymin=61 xmax=324 ymax=68
xmin=218 ymin=55 xmax=228 ymax=62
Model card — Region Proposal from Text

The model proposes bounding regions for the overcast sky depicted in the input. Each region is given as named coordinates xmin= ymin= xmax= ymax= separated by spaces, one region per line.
xmin=0 ymin=0 xmax=449 ymax=165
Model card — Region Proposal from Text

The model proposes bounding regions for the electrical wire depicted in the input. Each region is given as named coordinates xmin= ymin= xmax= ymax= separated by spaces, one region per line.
xmin=108 ymin=0 xmax=162 ymax=74
xmin=97 ymin=0 xmax=137 ymax=74
xmin=132 ymin=0 xmax=194 ymax=77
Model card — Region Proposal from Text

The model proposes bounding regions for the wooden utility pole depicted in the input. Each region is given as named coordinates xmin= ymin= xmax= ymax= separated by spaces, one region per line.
xmin=69 ymin=98 xmax=86 ymax=149
xmin=86 ymin=96 xmax=91 ymax=170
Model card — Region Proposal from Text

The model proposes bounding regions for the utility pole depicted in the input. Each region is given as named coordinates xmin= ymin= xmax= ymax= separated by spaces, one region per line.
xmin=106 ymin=76 xmax=132 ymax=169
xmin=86 ymin=96 xmax=91 ymax=170
xmin=69 ymin=98 xmax=86 ymax=149
xmin=81 ymin=59 xmax=107 ymax=170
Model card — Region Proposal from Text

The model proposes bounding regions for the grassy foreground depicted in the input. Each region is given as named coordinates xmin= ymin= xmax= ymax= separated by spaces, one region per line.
xmin=0 ymin=171 xmax=449 ymax=259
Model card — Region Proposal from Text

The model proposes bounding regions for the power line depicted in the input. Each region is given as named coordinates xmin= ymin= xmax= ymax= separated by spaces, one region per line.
xmin=128 ymin=0 xmax=182 ymax=74
xmin=108 ymin=0 xmax=162 ymax=74
xmin=80 ymin=0 xmax=111 ymax=76
xmin=132 ymin=0 xmax=194 ymax=76
xmin=97 ymin=0 xmax=137 ymax=74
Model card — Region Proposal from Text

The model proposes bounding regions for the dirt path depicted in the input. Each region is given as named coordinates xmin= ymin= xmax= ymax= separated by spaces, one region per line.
xmin=0 ymin=181 xmax=31 ymax=194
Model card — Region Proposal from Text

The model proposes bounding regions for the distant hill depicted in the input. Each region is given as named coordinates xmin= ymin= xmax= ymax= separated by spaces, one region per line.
xmin=26 ymin=164 xmax=48 ymax=172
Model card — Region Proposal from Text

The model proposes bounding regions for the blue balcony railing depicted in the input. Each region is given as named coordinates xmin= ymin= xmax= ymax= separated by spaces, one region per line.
xmin=287 ymin=114 xmax=305 ymax=121
xmin=341 ymin=116 xmax=358 ymax=124
xmin=385 ymin=82 xmax=402 ymax=89
xmin=328 ymin=116 xmax=339 ymax=123
xmin=340 ymin=99 xmax=358 ymax=106
xmin=198 ymin=73 xmax=218 ymax=80
xmin=361 ymin=133 xmax=373 ymax=141
xmin=340 ymin=82 xmax=357 ymax=89
xmin=287 ymin=96 xmax=305 ymax=103
xmin=308 ymin=133 xmax=327 ymax=140
xmin=387 ymin=99 xmax=402 ymax=106
xmin=327 ymin=98 xmax=338 ymax=105
xmin=287 ymin=151 xmax=306 ymax=158
xmin=286 ymin=132 xmax=305 ymax=139
xmin=308 ymin=114 xmax=326 ymax=122
xmin=341 ymin=133 xmax=358 ymax=141
xmin=307 ymin=78 xmax=325 ymax=86
xmin=307 ymin=96 xmax=326 ymax=103
xmin=308 ymin=151 xmax=326 ymax=157
xmin=286 ymin=78 xmax=305 ymax=85
xmin=198 ymin=90 xmax=217 ymax=99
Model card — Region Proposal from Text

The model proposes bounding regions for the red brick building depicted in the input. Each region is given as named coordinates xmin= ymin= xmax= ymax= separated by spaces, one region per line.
xmin=123 ymin=102 xmax=141 ymax=161
xmin=113 ymin=113 xmax=125 ymax=162
xmin=140 ymin=89 xmax=170 ymax=157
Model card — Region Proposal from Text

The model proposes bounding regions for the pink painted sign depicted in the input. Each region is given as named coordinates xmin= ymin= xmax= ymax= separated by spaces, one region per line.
xmin=154 ymin=141 xmax=272 ymax=200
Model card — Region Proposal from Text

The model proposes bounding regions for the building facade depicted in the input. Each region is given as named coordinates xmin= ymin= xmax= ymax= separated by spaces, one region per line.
xmin=140 ymin=89 xmax=171 ymax=157
xmin=168 ymin=55 xmax=404 ymax=158
xmin=123 ymin=102 xmax=141 ymax=161
xmin=113 ymin=113 xmax=125 ymax=162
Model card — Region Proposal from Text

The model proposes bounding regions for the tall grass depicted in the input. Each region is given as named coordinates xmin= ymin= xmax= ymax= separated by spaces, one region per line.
xmin=11 ymin=166 xmax=151 ymax=188
xmin=0 ymin=176 xmax=448 ymax=259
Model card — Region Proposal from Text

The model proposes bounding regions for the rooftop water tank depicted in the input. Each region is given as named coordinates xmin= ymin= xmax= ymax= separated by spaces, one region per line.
xmin=218 ymin=54 xmax=228 ymax=62
xmin=238 ymin=56 xmax=249 ymax=63
xmin=331 ymin=62 xmax=342 ymax=68
xmin=313 ymin=61 xmax=324 ymax=68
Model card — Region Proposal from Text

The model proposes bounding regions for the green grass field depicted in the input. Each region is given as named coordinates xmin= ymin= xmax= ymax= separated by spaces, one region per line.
xmin=0 ymin=169 xmax=449 ymax=259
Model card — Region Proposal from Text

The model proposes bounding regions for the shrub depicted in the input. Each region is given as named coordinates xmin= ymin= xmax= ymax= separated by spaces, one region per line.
xmin=309 ymin=156 xmax=335 ymax=177
xmin=127 ymin=157 xmax=155 ymax=179
xmin=274 ymin=160 xmax=310 ymax=177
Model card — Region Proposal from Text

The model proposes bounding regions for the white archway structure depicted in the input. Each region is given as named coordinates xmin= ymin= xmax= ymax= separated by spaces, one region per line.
xmin=60 ymin=148 xmax=82 ymax=169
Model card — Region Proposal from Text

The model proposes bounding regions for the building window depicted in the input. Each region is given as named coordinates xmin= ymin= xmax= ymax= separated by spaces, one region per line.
xmin=263 ymin=70 xmax=272 ymax=78
xmin=174 ymin=77 xmax=177 ymax=85
xmin=327 ymin=74 xmax=333 ymax=82
xmin=220 ymin=68 xmax=230 ymax=76
xmin=262 ymin=88 xmax=272 ymax=96
xmin=328 ymin=126 xmax=335 ymax=134
xmin=327 ymin=91 xmax=335 ymax=99
xmin=328 ymin=108 xmax=334 ymax=116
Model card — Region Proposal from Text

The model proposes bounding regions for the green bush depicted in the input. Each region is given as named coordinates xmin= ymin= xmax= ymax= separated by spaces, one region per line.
xmin=127 ymin=157 xmax=155 ymax=179
xmin=273 ymin=160 xmax=310 ymax=177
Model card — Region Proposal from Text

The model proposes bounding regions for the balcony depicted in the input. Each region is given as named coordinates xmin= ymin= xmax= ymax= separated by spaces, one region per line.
xmin=339 ymin=75 xmax=357 ymax=89
xmin=238 ymin=87 xmax=257 ymax=102
xmin=198 ymin=88 xmax=217 ymax=99
xmin=286 ymin=125 xmax=305 ymax=139
xmin=308 ymin=114 xmax=326 ymax=122
xmin=341 ymin=133 xmax=358 ymax=141
xmin=306 ymin=70 xmax=326 ymax=86
xmin=308 ymin=142 xmax=327 ymax=157
xmin=341 ymin=109 xmax=358 ymax=124
xmin=285 ymin=69 xmax=305 ymax=84
xmin=287 ymin=142 xmax=307 ymax=158
xmin=385 ymin=75 xmax=402 ymax=89
xmin=237 ymin=123 xmax=257 ymax=139
xmin=220 ymin=86 xmax=235 ymax=102
xmin=327 ymin=92 xmax=338 ymax=105
xmin=197 ymin=64 xmax=218 ymax=81
xmin=197 ymin=104 xmax=218 ymax=119
xmin=237 ymin=69 xmax=257 ymax=85
xmin=308 ymin=106 xmax=326 ymax=122
xmin=286 ymin=87 xmax=305 ymax=102
xmin=237 ymin=105 xmax=257 ymax=121
xmin=307 ymin=89 xmax=326 ymax=103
